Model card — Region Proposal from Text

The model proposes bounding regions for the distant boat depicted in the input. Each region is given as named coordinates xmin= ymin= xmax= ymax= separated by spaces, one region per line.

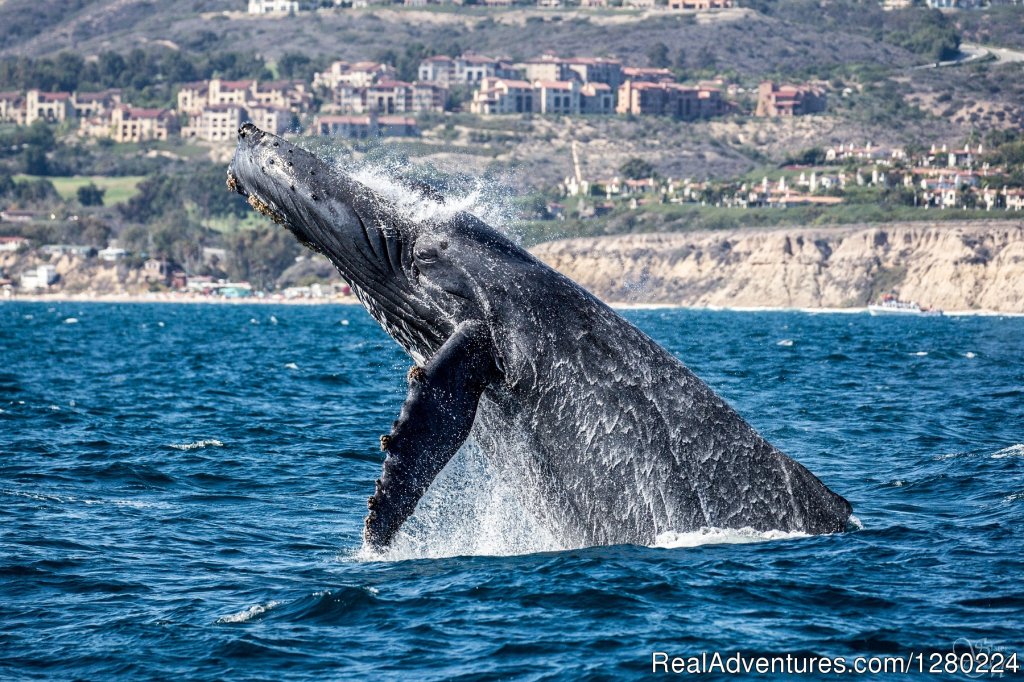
xmin=868 ymin=294 xmax=943 ymax=317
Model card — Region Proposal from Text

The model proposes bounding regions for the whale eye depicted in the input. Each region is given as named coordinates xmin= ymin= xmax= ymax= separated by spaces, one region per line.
xmin=414 ymin=247 xmax=440 ymax=264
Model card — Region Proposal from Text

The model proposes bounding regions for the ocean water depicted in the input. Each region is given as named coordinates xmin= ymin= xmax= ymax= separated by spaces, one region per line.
xmin=1 ymin=302 xmax=1021 ymax=680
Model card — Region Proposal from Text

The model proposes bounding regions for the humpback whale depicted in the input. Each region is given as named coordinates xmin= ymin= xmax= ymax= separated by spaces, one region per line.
xmin=227 ymin=123 xmax=852 ymax=551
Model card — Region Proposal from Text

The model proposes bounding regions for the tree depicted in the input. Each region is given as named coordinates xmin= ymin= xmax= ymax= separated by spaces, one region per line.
xmin=277 ymin=51 xmax=312 ymax=80
xmin=76 ymin=183 xmax=105 ymax=207
xmin=22 ymin=146 xmax=49 ymax=175
xmin=619 ymin=157 xmax=656 ymax=180
xmin=647 ymin=42 xmax=670 ymax=69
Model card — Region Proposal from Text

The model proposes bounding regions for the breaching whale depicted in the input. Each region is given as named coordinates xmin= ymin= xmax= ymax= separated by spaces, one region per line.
xmin=227 ymin=123 xmax=852 ymax=550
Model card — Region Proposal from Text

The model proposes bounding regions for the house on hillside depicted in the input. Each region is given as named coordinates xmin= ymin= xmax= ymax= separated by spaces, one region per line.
xmin=755 ymin=81 xmax=827 ymax=117
xmin=248 ymin=1 xmax=303 ymax=14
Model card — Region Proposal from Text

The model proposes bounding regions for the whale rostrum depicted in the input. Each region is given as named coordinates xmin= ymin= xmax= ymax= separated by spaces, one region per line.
xmin=227 ymin=123 xmax=853 ymax=550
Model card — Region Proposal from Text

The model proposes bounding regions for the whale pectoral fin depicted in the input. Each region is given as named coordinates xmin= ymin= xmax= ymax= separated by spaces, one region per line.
xmin=364 ymin=320 xmax=498 ymax=550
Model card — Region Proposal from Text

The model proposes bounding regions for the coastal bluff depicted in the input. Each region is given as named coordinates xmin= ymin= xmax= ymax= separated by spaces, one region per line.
xmin=529 ymin=221 xmax=1024 ymax=313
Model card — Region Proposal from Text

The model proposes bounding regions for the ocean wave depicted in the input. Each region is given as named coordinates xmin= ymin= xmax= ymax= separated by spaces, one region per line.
xmin=991 ymin=444 xmax=1024 ymax=459
xmin=652 ymin=526 xmax=811 ymax=549
xmin=217 ymin=600 xmax=281 ymax=624
xmin=2 ymin=488 xmax=164 ymax=509
xmin=168 ymin=439 xmax=224 ymax=451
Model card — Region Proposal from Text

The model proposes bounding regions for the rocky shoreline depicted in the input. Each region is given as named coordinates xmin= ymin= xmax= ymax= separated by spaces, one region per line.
xmin=5 ymin=220 xmax=1022 ymax=314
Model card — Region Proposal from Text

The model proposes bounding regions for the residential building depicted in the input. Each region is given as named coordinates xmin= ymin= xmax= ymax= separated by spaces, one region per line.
xmin=25 ymin=90 xmax=73 ymax=125
xmin=755 ymin=81 xmax=827 ymax=117
xmin=181 ymin=104 xmax=245 ymax=142
xmin=470 ymin=78 xmax=535 ymax=115
xmin=176 ymin=82 xmax=209 ymax=116
xmin=825 ymin=143 xmax=906 ymax=165
xmin=0 ymin=209 xmax=41 ymax=223
xmin=315 ymin=114 xmax=374 ymax=138
xmin=563 ymin=58 xmax=625 ymax=89
xmin=580 ymin=82 xmax=614 ymax=115
xmin=98 ymin=246 xmax=128 ymax=261
xmin=948 ymin=145 xmax=982 ymax=168
xmin=621 ymin=67 xmax=675 ymax=83
xmin=366 ymin=81 xmax=415 ymax=114
xmin=535 ymin=81 xmax=581 ymax=115
xmin=516 ymin=56 xmax=568 ymax=83
xmin=314 ymin=61 xmax=396 ymax=90
xmin=0 ymin=236 xmax=30 ymax=252
xmin=175 ymin=79 xmax=308 ymax=140
xmin=0 ymin=91 xmax=23 ymax=124
xmin=250 ymin=80 xmax=312 ymax=111
xmin=246 ymin=105 xmax=293 ymax=135
xmin=248 ymin=0 xmax=301 ymax=14
xmin=411 ymin=83 xmax=448 ymax=112
xmin=668 ymin=0 xmax=732 ymax=8
xmin=1005 ymin=188 xmax=1024 ymax=211
xmin=20 ymin=264 xmax=57 ymax=290
xmin=72 ymin=90 xmax=122 ymax=118
xmin=208 ymin=79 xmax=255 ymax=106
xmin=313 ymin=114 xmax=419 ymax=138
xmin=1 ymin=89 xmax=123 ymax=127
xmin=109 ymin=106 xmax=170 ymax=143
xmin=418 ymin=54 xmax=518 ymax=86
xmin=617 ymin=80 xmax=726 ymax=120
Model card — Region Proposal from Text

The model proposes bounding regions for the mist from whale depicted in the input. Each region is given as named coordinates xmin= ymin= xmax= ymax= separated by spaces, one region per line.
xmin=227 ymin=124 xmax=853 ymax=558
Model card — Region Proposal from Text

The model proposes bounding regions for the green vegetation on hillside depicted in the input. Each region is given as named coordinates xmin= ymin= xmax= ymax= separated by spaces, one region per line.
xmin=13 ymin=174 xmax=144 ymax=205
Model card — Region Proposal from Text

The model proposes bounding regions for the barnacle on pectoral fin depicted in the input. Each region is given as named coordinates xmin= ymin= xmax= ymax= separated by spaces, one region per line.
xmin=247 ymin=194 xmax=287 ymax=225
xmin=226 ymin=173 xmax=238 ymax=193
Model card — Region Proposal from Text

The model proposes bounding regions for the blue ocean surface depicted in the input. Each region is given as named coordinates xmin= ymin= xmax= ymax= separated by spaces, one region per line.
xmin=1 ymin=302 xmax=1021 ymax=680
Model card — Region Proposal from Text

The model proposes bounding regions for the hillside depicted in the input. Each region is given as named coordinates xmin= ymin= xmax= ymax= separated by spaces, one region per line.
xmin=0 ymin=1 xmax=911 ymax=77
xmin=529 ymin=220 xmax=1024 ymax=312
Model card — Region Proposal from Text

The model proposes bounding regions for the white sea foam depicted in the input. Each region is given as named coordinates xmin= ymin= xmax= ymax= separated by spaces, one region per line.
xmin=992 ymin=444 xmax=1024 ymax=459
xmin=911 ymin=351 xmax=928 ymax=356
xmin=169 ymin=439 xmax=224 ymax=451
xmin=217 ymin=601 xmax=281 ymax=624
xmin=652 ymin=527 xmax=809 ymax=549
xmin=963 ymin=351 xmax=976 ymax=359
xmin=2 ymin=488 xmax=163 ymax=509
xmin=354 ymin=441 xmax=563 ymax=562
xmin=776 ymin=339 xmax=794 ymax=347
xmin=64 ymin=318 xmax=79 ymax=324
xmin=284 ymin=362 xmax=299 ymax=370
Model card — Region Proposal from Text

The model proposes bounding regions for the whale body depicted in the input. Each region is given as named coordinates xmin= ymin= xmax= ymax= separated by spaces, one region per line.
xmin=227 ymin=123 xmax=852 ymax=550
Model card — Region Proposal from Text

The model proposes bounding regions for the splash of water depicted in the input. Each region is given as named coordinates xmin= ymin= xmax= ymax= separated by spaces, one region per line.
xmin=320 ymin=142 xmax=521 ymax=239
xmin=355 ymin=441 xmax=564 ymax=562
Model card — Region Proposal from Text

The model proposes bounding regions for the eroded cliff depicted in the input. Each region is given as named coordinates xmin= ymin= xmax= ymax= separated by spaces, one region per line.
xmin=530 ymin=221 xmax=1024 ymax=312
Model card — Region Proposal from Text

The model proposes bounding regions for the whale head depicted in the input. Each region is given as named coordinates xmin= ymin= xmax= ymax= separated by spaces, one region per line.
xmin=227 ymin=123 xmax=537 ymax=364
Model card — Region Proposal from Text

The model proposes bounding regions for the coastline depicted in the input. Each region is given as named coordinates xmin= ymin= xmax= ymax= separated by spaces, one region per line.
xmin=4 ymin=293 xmax=1021 ymax=317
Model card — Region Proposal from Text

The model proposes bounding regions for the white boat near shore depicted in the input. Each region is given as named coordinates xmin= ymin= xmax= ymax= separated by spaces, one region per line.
xmin=868 ymin=295 xmax=943 ymax=317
